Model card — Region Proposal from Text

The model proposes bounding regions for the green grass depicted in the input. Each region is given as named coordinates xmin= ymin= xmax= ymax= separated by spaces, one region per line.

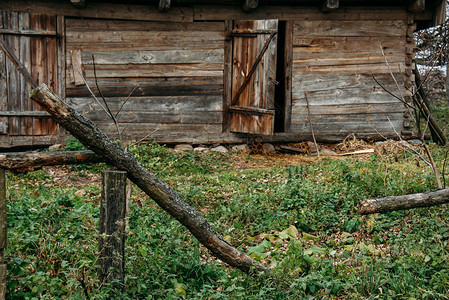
xmin=5 ymin=141 xmax=449 ymax=299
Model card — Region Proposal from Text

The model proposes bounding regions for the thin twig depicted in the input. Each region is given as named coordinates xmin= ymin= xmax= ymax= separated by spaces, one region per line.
xmin=91 ymin=55 xmax=122 ymax=144
xmin=380 ymin=46 xmax=405 ymax=101
xmin=115 ymin=83 xmax=141 ymax=119
xmin=442 ymin=146 xmax=449 ymax=188
xmin=387 ymin=117 xmax=442 ymax=188
xmin=372 ymin=75 xmax=416 ymax=110
xmin=305 ymin=93 xmax=320 ymax=157
xmin=127 ymin=128 xmax=159 ymax=148
xmin=78 ymin=72 xmax=109 ymax=116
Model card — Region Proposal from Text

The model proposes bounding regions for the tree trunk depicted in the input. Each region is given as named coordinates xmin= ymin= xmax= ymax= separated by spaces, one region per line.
xmin=30 ymin=84 xmax=267 ymax=274
xmin=358 ymin=189 xmax=449 ymax=215
xmin=0 ymin=150 xmax=105 ymax=173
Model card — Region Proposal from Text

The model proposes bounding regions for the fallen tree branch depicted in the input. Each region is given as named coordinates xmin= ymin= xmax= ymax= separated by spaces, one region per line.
xmin=358 ymin=189 xmax=449 ymax=215
xmin=0 ymin=150 xmax=105 ymax=173
xmin=30 ymin=84 xmax=268 ymax=274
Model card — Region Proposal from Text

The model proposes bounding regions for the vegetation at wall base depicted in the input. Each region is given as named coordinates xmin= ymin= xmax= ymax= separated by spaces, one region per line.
xmin=5 ymin=140 xmax=449 ymax=299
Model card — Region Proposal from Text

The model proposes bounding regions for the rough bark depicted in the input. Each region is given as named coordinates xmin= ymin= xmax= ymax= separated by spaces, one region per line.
xmin=30 ymin=84 xmax=267 ymax=274
xmin=358 ymin=188 xmax=449 ymax=215
xmin=0 ymin=150 xmax=105 ymax=173
xmin=99 ymin=170 xmax=126 ymax=288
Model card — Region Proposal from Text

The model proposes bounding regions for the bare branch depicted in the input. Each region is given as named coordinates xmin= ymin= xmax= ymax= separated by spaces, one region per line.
xmin=304 ymin=93 xmax=320 ymax=157
xmin=115 ymin=83 xmax=141 ymax=119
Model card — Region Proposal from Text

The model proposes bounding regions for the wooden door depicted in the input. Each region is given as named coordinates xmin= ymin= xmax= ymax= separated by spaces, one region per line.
xmin=229 ymin=20 xmax=278 ymax=135
xmin=0 ymin=11 xmax=61 ymax=139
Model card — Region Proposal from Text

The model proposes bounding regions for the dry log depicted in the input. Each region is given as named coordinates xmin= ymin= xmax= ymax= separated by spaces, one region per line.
xmin=358 ymin=188 xmax=449 ymax=215
xmin=30 ymin=84 xmax=267 ymax=274
xmin=0 ymin=150 xmax=105 ymax=173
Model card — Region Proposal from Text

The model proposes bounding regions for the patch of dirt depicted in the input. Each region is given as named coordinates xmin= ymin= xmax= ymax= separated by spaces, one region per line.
xmin=42 ymin=165 xmax=101 ymax=188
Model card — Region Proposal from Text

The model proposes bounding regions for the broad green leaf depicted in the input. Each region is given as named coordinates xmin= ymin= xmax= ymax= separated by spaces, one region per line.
xmin=279 ymin=225 xmax=299 ymax=240
xmin=304 ymin=245 xmax=326 ymax=256
xmin=247 ymin=239 xmax=271 ymax=255
xmin=302 ymin=232 xmax=319 ymax=241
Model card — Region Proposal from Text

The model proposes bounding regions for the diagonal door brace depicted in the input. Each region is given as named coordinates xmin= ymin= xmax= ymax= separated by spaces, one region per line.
xmin=231 ymin=31 xmax=277 ymax=106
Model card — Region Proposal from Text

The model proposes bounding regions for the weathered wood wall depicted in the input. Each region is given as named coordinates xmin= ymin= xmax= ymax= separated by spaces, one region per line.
xmin=65 ymin=17 xmax=226 ymax=143
xmin=290 ymin=9 xmax=413 ymax=141
xmin=0 ymin=1 xmax=419 ymax=146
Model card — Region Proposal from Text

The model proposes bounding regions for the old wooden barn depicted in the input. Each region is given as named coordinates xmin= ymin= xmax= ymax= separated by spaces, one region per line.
xmin=0 ymin=0 xmax=445 ymax=148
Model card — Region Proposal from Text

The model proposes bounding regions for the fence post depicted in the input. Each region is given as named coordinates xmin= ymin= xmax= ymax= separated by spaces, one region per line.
xmin=0 ymin=169 xmax=6 ymax=299
xmin=99 ymin=170 xmax=127 ymax=289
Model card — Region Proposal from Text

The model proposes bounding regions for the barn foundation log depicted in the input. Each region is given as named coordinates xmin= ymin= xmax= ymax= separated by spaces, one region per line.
xmin=30 ymin=84 xmax=268 ymax=274
xmin=358 ymin=188 xmax=449 ymax=215
xmin=0 ymin=150 xmax=106 ymax=173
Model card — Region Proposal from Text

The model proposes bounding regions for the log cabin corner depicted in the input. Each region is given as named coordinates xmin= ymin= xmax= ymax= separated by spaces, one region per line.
xmin=0 ymin=0 xmax=445 ymax=148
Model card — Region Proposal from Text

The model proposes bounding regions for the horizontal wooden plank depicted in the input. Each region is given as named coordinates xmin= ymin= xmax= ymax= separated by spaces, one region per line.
xmin=66 ymin=95 xmax=223 ymax=112
xmin=65 ymin=18 xmax=224 ymax=32
xmin=0 ymin=134 xmax=63 ymax=148
xmin=99 ymin=123 xmax=223 ymax=135
xmin=292 ymin=63 xmax=405 ymax=75
xmin=80 ymin=49 xmax=224 ymax=65
xmin=291 ymin=112 xmax=403 ymax=123
xmin=293 ymin=20 xmax=406 ymax=37
xmin=0 ymin=111 xmax=49 ymax=117
xmin=66 ymin=31 xmax=224 ymax=50
xmin=293 ymin=52 xmax=404 ymax=67
xmin=291 ymin=102 xmax=405 ymax=116
xmin=79 ymin=63 xmax=224 ymax=78
xmin=193 ymin=6 xmax=407 ymax=21
xmin=292 ymin=87 xmax=403 ymax=106
xmin=66 ymin=39 xmax=224 ymax=52
xmin=0 ymin=1 xmax=193 ymax=22
xmin=292 ymin=36 xmax=406 ymax=51
xmin=0 ymin=28 xmax=56 ymax=36
xmin=290 ymin=120 xmax=404 ymax=133
xmin=66 ymin=76 xmax=223 ymax=97
xmin=292 ymin=73 xmax=405 ymax=93
xmin=86 ymin=111 xmax=223 ymax=124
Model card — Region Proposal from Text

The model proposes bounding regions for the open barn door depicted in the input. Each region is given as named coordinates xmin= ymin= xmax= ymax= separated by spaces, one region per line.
xmin=229 ymin=20 xmax=278 ymax=135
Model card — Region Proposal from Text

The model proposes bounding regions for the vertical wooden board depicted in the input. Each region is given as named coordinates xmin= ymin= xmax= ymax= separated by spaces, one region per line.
xmin=56 ymin=15 xmax=65 ymax=98
xmin=232 ymin=21 xmax=257 ymax=107
xmin=45 ymin=14 xmax=58 ymax=135
xmin=283 ymin=21 xmax=293 ymax=132
xmin=260 ymin=20 xmax=277 ymax=110
xmin=19 ymin=12 xmax=33 ymax=135
xmin=0 ymin=12 xmax=7 ymax=135
xmin=223 ymin=20 xmax=233 ymax=132
xmin=5 ymin=12 xmax=21 ymax=136
xmin=31 ymin=13 xmax=48 ymax=135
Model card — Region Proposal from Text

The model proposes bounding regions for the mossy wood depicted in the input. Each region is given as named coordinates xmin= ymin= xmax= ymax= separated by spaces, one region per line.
xmin=30 ymin=84 xmax=268 ymax=274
